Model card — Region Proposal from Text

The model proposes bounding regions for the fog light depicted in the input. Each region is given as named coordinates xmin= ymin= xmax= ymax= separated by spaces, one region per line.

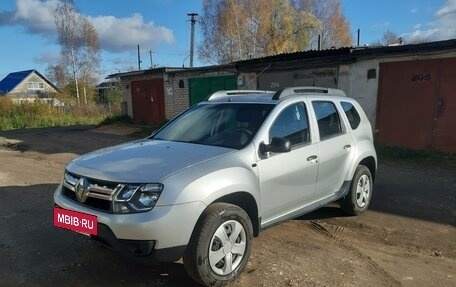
xmin=113 ymin=202 xmax=131 ymax=214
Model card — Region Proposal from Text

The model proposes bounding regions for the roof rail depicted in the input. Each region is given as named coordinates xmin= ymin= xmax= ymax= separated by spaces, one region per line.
xmin=272 ymin=86 xmax=346 ymax=100
xmin=207 ymin=90 xmax=274 ymax=101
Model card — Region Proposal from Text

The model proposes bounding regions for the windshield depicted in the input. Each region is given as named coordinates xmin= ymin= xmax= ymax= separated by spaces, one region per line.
xmin=153 ymin=103 xmax=274 ymax=149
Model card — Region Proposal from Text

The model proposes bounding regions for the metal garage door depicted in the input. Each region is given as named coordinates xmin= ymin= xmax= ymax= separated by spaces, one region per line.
xmin=131 ymin=78 xmax=165 ymax=125
xmin=188 ymin=75 xmax=236 ymax=105
xmin=376 ymin=58 xmax=456 ymax=153
xmin=434 ymin=58 xmax=456 ymax=153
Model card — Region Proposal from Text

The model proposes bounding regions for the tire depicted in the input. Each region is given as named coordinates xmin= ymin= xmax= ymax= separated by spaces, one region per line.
xmin=341 ymin=165 xmax=373 ymax=216
xmin=183 ymin=203 xmax=253 ymax=287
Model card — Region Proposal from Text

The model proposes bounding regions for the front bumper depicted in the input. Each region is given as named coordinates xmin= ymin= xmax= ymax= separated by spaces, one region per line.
xmin=54 ymin=184 xmax=206 ymax=261
xmin=91 ymin=223 xmax=186 ymax=261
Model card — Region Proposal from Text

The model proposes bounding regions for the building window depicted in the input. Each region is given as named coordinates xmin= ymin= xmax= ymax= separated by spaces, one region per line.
xmin=27 ymin=82 xmax=45 ymax=91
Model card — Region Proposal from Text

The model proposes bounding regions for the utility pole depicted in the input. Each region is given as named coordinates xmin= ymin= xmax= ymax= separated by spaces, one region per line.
xmin=357 ymin=29 xmax=360 ymax=46
xmin=137 ymin=45 xmax=142 ymax=70
xmin=149 ymin=50 xmax=153 ymax=68
xmin=187 ymin=12 xmax=198 ymax=68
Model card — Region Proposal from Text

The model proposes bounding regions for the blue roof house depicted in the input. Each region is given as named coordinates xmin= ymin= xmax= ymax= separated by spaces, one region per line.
xmin=0 ymin=69 xmax=58 ymax=99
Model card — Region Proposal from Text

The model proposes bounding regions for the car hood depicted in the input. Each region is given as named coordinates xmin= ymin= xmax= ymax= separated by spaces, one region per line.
xmin=66 ymin=139 xmax=234 ymax=183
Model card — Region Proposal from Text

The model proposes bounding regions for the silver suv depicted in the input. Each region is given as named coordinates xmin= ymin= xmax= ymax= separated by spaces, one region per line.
xmin=54 ymin=87 xmax=377 ymax=286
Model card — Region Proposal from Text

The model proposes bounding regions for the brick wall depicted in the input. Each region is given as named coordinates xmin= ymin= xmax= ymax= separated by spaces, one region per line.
xmin=163 ymin=73 xmax=189 ymax=119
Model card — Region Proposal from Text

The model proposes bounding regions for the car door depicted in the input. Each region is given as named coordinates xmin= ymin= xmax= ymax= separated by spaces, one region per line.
xmin=311 ymin=100 xmax=355 ymax=199
xmin=257 ymin=102 xmax=319 ymax=226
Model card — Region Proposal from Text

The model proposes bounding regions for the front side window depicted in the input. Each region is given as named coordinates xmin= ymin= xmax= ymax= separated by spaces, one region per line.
xmin=341 ymin=101 xmax=361 ymax=129
xmin=153 ymin=103 xmax=274 ymax=149
xmin=270 ymin=102 xmax=310 ymax=146
xmin=312 ymin=101 xmax=343 ymax=139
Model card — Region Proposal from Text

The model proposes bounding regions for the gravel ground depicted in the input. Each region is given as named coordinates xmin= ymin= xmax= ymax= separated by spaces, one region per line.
xmin=0 ymin=125 xmax=454 ymax=287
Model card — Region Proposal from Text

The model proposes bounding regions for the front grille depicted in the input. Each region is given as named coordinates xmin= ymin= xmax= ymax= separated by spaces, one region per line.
xmin=62 ymin=171 xmax=119 ymax=213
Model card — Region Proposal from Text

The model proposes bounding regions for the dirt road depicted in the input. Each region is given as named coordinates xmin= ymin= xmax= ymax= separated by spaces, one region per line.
xmin=0 ymin=126 xmax=454 ymax=287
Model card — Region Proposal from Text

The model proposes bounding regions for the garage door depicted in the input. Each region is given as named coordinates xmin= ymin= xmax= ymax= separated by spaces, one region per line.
xmin=131 ymin=78 xmax=165 ymax=125
xmin=188 ymin=75 xmax=236 ymax=105
xmin=376 ymin=58 xmax=456 ymax=153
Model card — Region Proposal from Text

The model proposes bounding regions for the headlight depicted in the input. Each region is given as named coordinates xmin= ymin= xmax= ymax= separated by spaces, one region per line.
xmin=113 ymin=183 xmax=163 ymax=214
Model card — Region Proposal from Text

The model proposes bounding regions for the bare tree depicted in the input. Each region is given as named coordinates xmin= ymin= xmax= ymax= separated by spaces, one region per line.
xmin=53 ymin=0 xmax=100 ymax=105
xmin=79 ymin=18 xmax=101 ymax=105
xmin=297 ymin=0 xmax=353 ymax=49
xmin=371 ymin=30 xmax=402 ymax=46
xmin=46 ymin=63 xmax=66 ymax=89
xmin=54 ymin=0 xmax=83 ymax=103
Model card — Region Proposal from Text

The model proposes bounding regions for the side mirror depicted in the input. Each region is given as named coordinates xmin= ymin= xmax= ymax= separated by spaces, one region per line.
xmin=259 ymin=137 xmax=291 ymax=154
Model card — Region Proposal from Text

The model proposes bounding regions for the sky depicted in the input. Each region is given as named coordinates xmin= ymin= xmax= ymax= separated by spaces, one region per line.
xmin=0 ymin=0 xmax=455 ymax=83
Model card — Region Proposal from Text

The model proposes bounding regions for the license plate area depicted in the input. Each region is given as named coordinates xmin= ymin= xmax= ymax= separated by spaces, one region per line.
xmin=54 ymin=207 xmax=98 ymax=236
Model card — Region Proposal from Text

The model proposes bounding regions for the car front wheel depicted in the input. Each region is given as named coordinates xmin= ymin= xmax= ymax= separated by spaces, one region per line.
xmin=183 ymin=203 xmax=253 ymax=287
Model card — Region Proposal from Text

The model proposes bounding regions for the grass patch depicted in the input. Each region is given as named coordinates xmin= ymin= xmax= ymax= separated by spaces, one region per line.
xmin=0 ymin=97 xmax=122 ymax=131
xmin=99 ymin=114 xmax=133 ymax=126
xmin=376 ymin=144 xmax=456 ymax=169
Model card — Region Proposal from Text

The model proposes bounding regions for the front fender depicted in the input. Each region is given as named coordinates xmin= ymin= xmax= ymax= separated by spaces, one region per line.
xmin=159 ymin=166 xmax=260 ymax=207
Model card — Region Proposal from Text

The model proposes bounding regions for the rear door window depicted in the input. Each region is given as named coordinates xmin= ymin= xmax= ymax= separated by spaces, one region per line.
xmin=312 ymin=101 xmax=343 ymax=139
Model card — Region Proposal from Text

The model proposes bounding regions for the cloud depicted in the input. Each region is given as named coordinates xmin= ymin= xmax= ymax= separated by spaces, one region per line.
xmin=410 ymin=7 xmax=418 ymax=14
xmin=0 ymin=0 xmax=57 ymax=37
xmin=402 ymin=0 xmax=456 ymax=42
xmin=33 ymin=51 xmax=60 ymax=65
xmin=0 ymin=0 xmax=175 ymax=53
xmin=89 ymin=13 xmax=174 ymax=53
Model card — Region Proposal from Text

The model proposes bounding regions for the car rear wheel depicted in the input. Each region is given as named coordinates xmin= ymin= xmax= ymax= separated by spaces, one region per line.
xmin=183 ymin=203 xmax=253 ymax=287
xmin=341 ymin=165 xmax=373 ymax=215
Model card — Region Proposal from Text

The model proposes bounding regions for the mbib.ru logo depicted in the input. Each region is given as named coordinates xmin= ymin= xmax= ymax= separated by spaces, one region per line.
xmin=54 ymin=207 xmax=97 ymax=235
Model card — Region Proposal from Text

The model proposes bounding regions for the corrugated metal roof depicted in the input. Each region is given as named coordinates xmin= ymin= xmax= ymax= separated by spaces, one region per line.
xmin=104 ymin=39 xmax=456 ymax=80
xmin=0 ymin=69 xmax=34 ymax=94
xmin=234 ymin=47 xmax=353 ymax=65
xmin=234 ymin=39 xmax=456 ymax=66
xmin=106 ymin=64 xmax=236 ymax=79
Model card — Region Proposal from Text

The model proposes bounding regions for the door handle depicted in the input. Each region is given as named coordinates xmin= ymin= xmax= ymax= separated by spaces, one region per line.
xmin=343 ymin=145 xmax=352 ymax=150
xmin=307 ymin=155 xmax=318 ymax=161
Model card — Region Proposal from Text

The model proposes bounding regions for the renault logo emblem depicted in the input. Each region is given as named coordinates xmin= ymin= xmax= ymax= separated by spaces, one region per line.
xmin=75 ymin=177 xmax=90 ymax=203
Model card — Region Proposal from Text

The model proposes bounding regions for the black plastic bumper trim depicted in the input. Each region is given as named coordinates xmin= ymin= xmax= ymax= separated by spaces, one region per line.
xmin=92 ymin=223 xmax=186 ymax=262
